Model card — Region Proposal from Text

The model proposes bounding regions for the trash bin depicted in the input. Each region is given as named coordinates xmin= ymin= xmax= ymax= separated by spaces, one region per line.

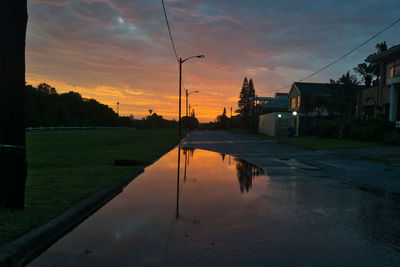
xmin=287 ymin=127 xmax=294 ymax=137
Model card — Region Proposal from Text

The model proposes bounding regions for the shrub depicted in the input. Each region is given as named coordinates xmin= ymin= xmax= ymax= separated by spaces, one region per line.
xmin=348 ymin=117 xmax=395 ymax=142
xmin=318 ymin=120 xmax=340 ymax=138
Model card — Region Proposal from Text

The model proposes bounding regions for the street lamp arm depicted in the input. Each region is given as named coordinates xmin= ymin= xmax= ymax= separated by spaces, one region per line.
xmin=181 ymin=55 xmax=204 ymax=63
xmin=187 ymin=90 xmax=199 ymax=96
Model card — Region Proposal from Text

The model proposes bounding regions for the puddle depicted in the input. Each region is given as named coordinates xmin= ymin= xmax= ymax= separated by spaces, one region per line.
xmin=29 ymin=147 xmax=400 ymax=266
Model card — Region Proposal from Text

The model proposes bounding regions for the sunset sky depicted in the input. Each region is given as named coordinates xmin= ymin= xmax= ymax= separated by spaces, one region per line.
xmin=26 ymin=0 xmax=399 ymax=122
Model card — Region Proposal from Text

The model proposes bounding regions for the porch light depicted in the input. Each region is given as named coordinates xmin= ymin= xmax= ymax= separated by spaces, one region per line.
xmin=292 ymin=111 xmax=297 ymax=116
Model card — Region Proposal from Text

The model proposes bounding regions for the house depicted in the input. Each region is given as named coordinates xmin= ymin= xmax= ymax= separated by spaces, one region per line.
xmin=257 ymin=93 xmax=288 ymax=110
xmin=258 ymin=112 xmax=292 ymax=137
xmin=256 ymin=93 xmax=290 ymax=136
xmin=360 ymin=44 xmax=400 ymax=121
xmin=288 ymin=82 xmax=332 ymax=114
xmin=287 ymin=82 xmax=333 ymax=135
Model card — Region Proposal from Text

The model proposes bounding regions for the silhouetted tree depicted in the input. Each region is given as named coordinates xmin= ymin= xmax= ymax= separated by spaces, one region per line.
xmin=216 ymin=107 xmax=229 ymax=129
xmin=0 ymin=0 xmax=28 ymax=209
xmin=237 ymin=77 xmax=254 ymax=116
xmin=375 ymin=41 xmax=387 ymax=54
xmin=353 ymin=63 xmax=374 ymax=87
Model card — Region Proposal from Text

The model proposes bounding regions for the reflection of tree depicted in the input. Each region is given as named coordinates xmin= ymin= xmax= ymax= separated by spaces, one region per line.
xmin=221 ymin=153 xmax=225 ymax=162
xmin=234 ymin=159 xmax=265 ymax=193
xmin=182 ymin=147 xmax=195 ymax=159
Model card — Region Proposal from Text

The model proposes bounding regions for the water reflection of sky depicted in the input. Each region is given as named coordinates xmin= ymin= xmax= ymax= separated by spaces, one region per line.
xmin=29 ymin=147 xmax=400 ymax=266
xmin=30 ymin=147 xmax=270 ymax=266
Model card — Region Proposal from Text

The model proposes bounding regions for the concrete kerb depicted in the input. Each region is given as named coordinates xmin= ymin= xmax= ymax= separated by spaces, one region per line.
xmin=0 ymin=168 xmax=144 ymax=267
xmin=0 ymin=136 xmax=185 ymax=267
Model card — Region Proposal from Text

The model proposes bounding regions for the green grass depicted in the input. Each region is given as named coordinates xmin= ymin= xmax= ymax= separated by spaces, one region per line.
xmin=279 ymin=137 xmax=386 ymax=150
xmin=0 ymin=129 xmax=181 ymax=247
xmin=228 ymin=128 xmax=386 ymax=150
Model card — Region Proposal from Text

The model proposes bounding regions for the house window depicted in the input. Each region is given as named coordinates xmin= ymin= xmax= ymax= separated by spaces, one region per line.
xmin=297 ymin=96 xmax=301 ymax=108
xmin=389 ymin=66 xmax=395 ymax=79
xmin=291 ymin=98 xmax=297 ymax=109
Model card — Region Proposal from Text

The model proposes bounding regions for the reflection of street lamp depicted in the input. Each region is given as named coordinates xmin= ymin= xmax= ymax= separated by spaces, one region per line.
xmin=185 ymin=89 xmax=199 ymax=117
xmin=179 ymin=55 xmax=205 ymax=136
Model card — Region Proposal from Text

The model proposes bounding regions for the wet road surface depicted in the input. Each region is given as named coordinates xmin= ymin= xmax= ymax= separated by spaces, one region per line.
xmin=29 ymin=131 xmax=400 ymax=266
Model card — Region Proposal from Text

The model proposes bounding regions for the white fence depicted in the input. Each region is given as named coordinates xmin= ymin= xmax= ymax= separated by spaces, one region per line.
xmin=26 ymin=126 xmax=136 ymax=133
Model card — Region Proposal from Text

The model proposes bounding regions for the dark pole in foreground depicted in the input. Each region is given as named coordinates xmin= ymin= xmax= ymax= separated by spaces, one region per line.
xmin=0 ymin=0 xmax=28 ymax=209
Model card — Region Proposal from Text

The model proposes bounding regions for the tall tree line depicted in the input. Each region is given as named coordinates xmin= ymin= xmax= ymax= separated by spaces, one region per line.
xmin=25 ymin=83 xmax=128 ymax=127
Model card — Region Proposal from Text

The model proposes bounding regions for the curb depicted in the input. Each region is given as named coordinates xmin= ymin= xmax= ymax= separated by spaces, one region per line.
xmin=0 ymin=135 xmax=186 ymax=267
xmin=0 ymin=168 xmax=144 ymax=267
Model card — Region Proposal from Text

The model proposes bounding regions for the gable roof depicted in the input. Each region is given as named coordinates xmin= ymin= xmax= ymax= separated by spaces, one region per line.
xmin=366 ymin=44 xmax=400 ymax=63
xmin=292 ymin=82 xmax=332 ymax=96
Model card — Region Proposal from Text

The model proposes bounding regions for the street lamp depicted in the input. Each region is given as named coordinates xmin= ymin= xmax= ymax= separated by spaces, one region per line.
xmin=185 ymin=89 xmax=199 ymax=117
xmin=179 ymin=55 xmax=204 ymax=136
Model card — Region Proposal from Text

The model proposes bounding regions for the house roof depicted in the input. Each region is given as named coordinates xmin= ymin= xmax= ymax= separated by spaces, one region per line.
xmin=366 ymin=44 xmax=400 ymax=63
xmin=292 ymin=82 xmax=332 ymax=96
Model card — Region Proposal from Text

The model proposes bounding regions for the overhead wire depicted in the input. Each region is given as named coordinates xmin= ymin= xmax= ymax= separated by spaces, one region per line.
xmin=274 ymin=17 xmax=400 ymax=92
xmin=161 ymin=0 xmax=179 ymax=63
xmin=161 ymin=0 xmax=188 ymax=92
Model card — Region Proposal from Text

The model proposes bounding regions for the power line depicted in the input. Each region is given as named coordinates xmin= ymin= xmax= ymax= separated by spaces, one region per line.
xmin=161 ymin=0 xmax=179 ymax=62
xmin=275 ymin=17 xmax=400 ymax=92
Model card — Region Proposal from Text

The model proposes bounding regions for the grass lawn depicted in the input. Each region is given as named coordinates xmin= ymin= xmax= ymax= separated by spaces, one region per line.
xmin=229 ymin=128 xmax=386 ymax=150
xmin=279 ymin=137 xmax=386 ymax=150
xmin=0 ymin=129 xmax=181 ymax=247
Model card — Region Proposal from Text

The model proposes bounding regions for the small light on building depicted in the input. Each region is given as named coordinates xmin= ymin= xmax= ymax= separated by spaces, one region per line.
xmin=278 ymin=114 xmax=282 ymax=118
xmin=292 ymin=111 xmax=297 ymax=116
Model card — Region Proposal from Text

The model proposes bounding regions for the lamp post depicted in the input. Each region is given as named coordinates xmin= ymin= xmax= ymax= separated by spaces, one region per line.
xmin=185 ymin=89 xmax=199 ymax=117
xmin=179 ymin=55 xmax=204 ymax=136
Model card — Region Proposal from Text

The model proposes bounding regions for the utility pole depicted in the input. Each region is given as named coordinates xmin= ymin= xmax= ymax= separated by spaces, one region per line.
xmin=185 ymin=89 xmax=188 ymax=117
xmin=178 ymin=55 xmax=204 ymax=136
xmin=0 ymin=1 xmax=28 ymax=209
xmin=117 ymin=102 xmax=119 ymax=116
xmin=179 ymin=58 xmax=182 ymax=136
xmin=230 ymin=107 xmax=232 ymax=118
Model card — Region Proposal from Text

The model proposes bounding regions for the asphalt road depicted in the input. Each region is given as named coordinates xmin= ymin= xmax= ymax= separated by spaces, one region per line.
xmin=29 ymin=130 xmax=400 ymax=266
xmin=181 ymin=130 xmax=400 ymax=196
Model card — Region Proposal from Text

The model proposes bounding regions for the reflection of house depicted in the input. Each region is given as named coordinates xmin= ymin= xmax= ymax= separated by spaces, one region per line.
xmin=359 ymin=45 xmax=400 ymax=121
